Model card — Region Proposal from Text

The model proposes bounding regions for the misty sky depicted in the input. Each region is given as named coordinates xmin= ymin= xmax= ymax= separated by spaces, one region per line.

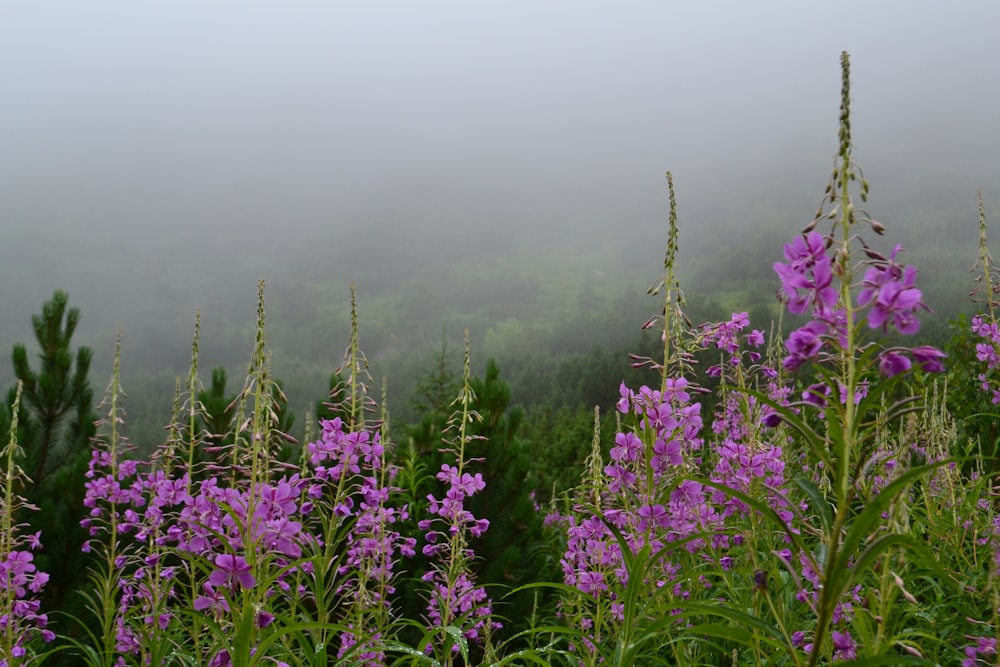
xmin=2 ymin=1 xmax=999 ymax=407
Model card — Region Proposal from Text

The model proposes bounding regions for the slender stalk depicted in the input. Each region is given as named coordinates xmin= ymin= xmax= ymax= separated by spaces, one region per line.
xmin=809 ymin=49 xmax=860 ymax=667
xmin=0 ymin=381 xmax=24 ymax=661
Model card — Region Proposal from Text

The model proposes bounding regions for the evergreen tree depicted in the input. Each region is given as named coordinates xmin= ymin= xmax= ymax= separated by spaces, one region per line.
xmin=410 ymin=329 xmax=458 ymax=419
xmin=4 ymin=290 xmax=96 ymax=621
xmin=199 ymin=366 xmax=237 ymax=448
xmin=10 ymin=290 xmax=95 ymax=487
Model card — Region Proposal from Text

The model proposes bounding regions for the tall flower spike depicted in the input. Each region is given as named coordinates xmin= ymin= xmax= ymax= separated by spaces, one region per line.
xmin=419 ymin=329 xmax=498 ymax=656
xmin=1 ymin=381 xmax=55 ymax=661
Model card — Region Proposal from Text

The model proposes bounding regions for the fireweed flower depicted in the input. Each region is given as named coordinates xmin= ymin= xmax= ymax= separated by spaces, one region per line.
xmin=208 ymin=553 xmax=255 ymax=592
xmin=878 ymin=350 xmax=911 ymax=377
xmin=962 ymin=636 xmax=998 ymax=667
xmin=857 ymin=245 xmax=928 ymax=334
xmin=774 ymin=229 xmax=942 ymax=376
xmin=782 ymin=320 xmax=829 ymax=371
xmin=420 ymin=459 xmax=497 ymax=641
xmin=773 ymin=231 xmax=839 ymax=316
xmin=971 ymin=314 xmax=1000 ymax=401
xmin=559 ymin=375 xmax=722 ymax=647
xmin=831 ymin=630 xmax=858 ymax=660
xmin=304 ymin=414 xmax=418 ymax=664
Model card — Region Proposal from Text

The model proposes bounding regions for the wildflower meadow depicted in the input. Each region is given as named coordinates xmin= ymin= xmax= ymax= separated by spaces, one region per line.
xmin=6 ymin=52 xmax=1000 ymax=666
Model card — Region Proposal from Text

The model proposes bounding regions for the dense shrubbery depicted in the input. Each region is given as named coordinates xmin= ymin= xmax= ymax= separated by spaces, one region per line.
xmin=6 ymin=52 xmax=1000 ymax=666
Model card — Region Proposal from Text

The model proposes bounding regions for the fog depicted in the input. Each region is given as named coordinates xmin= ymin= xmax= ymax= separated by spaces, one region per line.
xmin=2 ymin=2 xmax=999 ymax=434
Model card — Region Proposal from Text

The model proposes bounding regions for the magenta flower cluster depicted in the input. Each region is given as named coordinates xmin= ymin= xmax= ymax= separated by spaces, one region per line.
xmin=419 ymin=461 xmax=497 ymax=642
xmin=79 ymin=408 xmax=438 ymax=664
xmin=971 ymin=315 xmax=1000 ymax=402
xmin=773 ymin=232 xmax=943 ymax=375
xmin=308 ymin=416 xmax=417 ymax=664
xmin=551 ymin=308 xmax=900 ymax=660
xmin=78 ymin=385 xmax=509 ymax=665
xmin=963 ymin=635 xmax=998 ymax=666
xmin=0 ymin=537 xmax=54 ymax=665
xmin=309 ymin=417 xmax=417 ymax=585
xmin=557 ymin=376 xmax=714 ymax=635
xmin=84 ymin=438 xmax=317 ymax=658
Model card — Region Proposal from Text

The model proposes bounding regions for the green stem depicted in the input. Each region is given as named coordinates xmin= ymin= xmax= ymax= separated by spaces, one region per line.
xmin=808 ymin=50 xmax=860 ymax=667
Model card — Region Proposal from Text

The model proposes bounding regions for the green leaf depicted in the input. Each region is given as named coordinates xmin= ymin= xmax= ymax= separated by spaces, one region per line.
xmin=830 ymin=462 xmax=950 ymax=600
xmin=683 ymin=622 xmax=753 ymax=645
xmin=485 ymin=648 xmax=557 ymax=666
xmin=698 ymin=478 xmax=815 ymax=569
xmin=381 ymin=640 xmax=443 ymax=666
xmin=674 ymin=601 xmax=792 ymax=656
xmin=793 ymin=476 xmax=833 ymax=535
xmin=441 ymin=625 xmax=470 ymax=662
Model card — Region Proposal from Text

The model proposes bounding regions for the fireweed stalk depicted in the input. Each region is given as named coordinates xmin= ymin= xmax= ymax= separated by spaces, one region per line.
xmin=552 ymin=175 xmax=803 ymax=665
xmin=77 ymin=331 xmax=149 ymax=667
xmin=553 ymin=174 xmax=723 ymax=665
xmin=767 ymin=52 xmax=945 ymax=664
xmin=119 ymin=313 xmax=211 ymax=665
xmin=171 ymin=280 xmax=306 ymax=665
xmin=695 ymin=314 xmax=821 ymax=661
xmin=306 ymin=408 xmax=417 ymax=662
xmin=962 ymin=193 xmax=1000 ymax=666
xmin=970 ymin=192 xmax=1000 ymax=403
xmin=415 ymin=329 xmax=498 ymax=664
xmin=552 ymin=174 xmax=801 ymax=665
xmin=0 ymin=381 xmax=54 ymax=665
xmin=298 ymin=282 xmax=418 ymax=663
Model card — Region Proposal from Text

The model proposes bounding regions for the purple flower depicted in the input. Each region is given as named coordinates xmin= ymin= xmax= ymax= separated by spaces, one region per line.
xmin=610 ymin=432 xmax=642 ymax=463
xmin=774 ymin=232 xmax=838 ymax=315
xmin=604 ymin=464 xmax=637 ymax=493
xmin=208 ymin=553 xmax=255 ymax=591
xmin=783 ymin=320 xmax=828 ymax=370
xmin=858 ymin=246 xmax=928 ymax=334
xmin=802 ymin=383 xmax=830 ymax=408
xmin=831 ymin=630 xmax=857 ymax=660
xmin=652 ymin=438 xmax=683 ymax=467
xmin=577 ymin=570 xmax=606 ymax=595
xmin=636 ymin=504 xmax=668 ymax=531
xmin=761 ymin=411 xmax=783 ymax=428
xmin=911 ymin=345 xmax=946 ymax=373
xmin=878 ymin=350 xmax=912 ymax=377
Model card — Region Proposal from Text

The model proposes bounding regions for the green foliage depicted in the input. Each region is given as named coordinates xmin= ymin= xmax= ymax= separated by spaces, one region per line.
xmin=521 ymin=404 xmax=611 ymax=504
xmin=10 ymin=290 xmax=95 ymax=487
xmin=200 ymin=367 xmax=238 ymax=447
xmin=402 ymin=354 xmax=556 ymax=646
xmin=943 ymin=313 xmax=1000 ymax=462
xmin=410 ymin=330 xmax=459 ymax=420
xmin=3 ymin=290 xmax=98 ymax=662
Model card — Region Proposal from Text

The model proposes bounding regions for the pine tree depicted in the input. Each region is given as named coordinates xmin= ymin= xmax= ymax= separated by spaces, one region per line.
xmin=199 ymin=366 xmax=238 ymax=447
xmin=10 ymin=290 xmax=94 ymax=487
xmin=4 ymin=290 xmax=96 ymax=618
